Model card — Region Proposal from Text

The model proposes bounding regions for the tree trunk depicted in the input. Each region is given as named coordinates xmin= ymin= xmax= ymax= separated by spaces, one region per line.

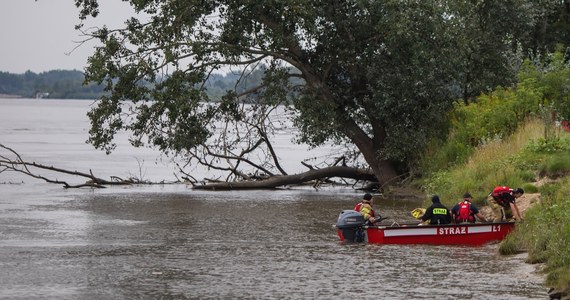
xmin=359 ymin=143 xmax=399 ymax=187
xmin=339 ymin=117 xmax=400 ymax=187
xmin=193 ymin=166 xmax=376 ymax=190
xmin=298 ymin=67 xmax=401 ymax=188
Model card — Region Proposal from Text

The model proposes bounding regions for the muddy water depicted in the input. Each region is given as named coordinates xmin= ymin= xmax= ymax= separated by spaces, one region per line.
xmin=0 ymin=185 xmax=547 ymax=299
xmin=0 ymin=99 xmax=547 ymax=299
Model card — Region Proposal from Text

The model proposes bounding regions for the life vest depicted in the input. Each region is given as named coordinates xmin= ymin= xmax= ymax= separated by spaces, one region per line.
xmin=358 ymin=203 xmax=375 ymax=220
xmin=354 ymin=202 xmax=363 ymax=212
xmin=492 ymin=186 xmax=513 ymax=208
xmin=354 ymin=202 xmax=364 ymax=212
xmin=456 ymin=201 xmax=474 ymax=223
xmin=354 ymin=202 xmax=376 ymax=217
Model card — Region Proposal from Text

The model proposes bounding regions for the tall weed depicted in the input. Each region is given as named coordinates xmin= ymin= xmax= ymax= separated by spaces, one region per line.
xmin=423 ymin=120 xmax=543 ymax=205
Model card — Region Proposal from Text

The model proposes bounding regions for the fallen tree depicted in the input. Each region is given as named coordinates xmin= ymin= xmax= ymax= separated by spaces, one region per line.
xmin=1 ymin=143 xmax=382 ymax=190
xmin=193 ymin=166 xmax=376 ymax=190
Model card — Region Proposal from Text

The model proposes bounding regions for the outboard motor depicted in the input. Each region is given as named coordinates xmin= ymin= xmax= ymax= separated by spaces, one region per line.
xmin=336 ymin=210 xmax=366 ymax=242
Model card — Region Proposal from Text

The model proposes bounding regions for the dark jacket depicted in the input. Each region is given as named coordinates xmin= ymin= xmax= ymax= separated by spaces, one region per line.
xmin=421 ymin=202 xmax=452 ymax=225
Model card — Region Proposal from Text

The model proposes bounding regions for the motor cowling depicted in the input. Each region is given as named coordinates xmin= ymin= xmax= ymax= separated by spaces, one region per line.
xmin=336 ymin=210 xmax=366 ymax=242
xmin=336 ymin=210 xmax=365 ymax=229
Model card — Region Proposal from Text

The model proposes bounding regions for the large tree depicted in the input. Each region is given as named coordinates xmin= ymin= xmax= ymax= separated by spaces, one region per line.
xmin=74 ymin=0 xmax=534 ymax=188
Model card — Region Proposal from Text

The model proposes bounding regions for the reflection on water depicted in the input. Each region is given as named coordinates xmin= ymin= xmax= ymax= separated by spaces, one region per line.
xmin=0 ymin=186 xmax=546 ymax=299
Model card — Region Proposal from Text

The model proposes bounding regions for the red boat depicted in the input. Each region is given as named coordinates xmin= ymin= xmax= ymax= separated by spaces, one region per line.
xmin=335 ymin=210 xmax=515 ymax=246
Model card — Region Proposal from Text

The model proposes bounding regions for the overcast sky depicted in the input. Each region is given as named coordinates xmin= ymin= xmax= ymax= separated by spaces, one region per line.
xmin=0 ymin=0 xmax=136 ymax=74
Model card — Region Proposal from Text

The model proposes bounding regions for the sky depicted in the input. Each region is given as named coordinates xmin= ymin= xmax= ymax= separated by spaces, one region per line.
xmin=0 ymin=0 xmax=137 ymax=74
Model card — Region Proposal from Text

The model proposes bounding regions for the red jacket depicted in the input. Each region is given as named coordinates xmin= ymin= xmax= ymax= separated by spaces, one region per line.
xmin=492 ymin=186 xmax=514 ymax=208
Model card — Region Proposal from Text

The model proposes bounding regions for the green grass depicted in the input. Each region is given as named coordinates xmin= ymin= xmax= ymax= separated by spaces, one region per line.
xmin=506 ymin=179 xmax=570 ymax=291
xmin=420 ymin=119 xmax=570 ymax=291
xmin=421 ymin=119 xmax=546 ymax=206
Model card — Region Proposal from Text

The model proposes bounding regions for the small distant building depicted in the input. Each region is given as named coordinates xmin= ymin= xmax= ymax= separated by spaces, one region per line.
xmin=35 ymin=92 xmax=50 ymax=99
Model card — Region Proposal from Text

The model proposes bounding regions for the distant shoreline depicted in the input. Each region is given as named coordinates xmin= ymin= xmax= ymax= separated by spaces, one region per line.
xmin=0 ymin=94 xmax=22 ymax=99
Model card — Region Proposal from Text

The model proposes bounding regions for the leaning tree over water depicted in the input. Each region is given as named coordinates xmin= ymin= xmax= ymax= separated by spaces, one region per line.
xmin=74 ymin=0 xmax=542 ymax=190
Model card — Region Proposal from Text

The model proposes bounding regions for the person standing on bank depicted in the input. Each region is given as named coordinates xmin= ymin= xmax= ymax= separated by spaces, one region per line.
xmin=452 ymin=193 xmax=487 ymax=223
xmin=488 ymin=186 xmax=524 ymax=222
xmin=418 ymin=195 xmax=452 ymax=225
xmin=355 ymin=193 xmax=376 ymax=224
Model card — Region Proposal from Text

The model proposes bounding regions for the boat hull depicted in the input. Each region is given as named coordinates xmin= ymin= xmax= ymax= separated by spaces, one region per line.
xmin=337 ymin=222 xmax=515 ymax=246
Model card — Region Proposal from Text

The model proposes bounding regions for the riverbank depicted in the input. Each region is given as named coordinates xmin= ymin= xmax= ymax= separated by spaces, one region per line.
xmin=0 ymin=93 xmax=22 ymax=98
xmin=417 ymin=118 xmax=570 ymax=297
xmin=394 ymin=184 xmax=569 ymax=298
xmin=499 ymin=177 xmax=570 ymax=300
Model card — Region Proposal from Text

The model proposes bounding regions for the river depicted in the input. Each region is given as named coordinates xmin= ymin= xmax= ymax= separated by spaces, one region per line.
xmin=0 ymin=99 xmax=547 ymax=299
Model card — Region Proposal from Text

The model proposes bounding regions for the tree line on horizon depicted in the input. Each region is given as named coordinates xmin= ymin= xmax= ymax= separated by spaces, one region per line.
xmin=0 ymin=70 xmax=105 ymax=99
xmin=0 ymin=69 xmax=275 ymax=100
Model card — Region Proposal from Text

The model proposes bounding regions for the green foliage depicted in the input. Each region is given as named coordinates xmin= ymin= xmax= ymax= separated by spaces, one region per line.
xmin=522 ymin=2 xmax=570 ymax=53
xmin=539 ymin=153 xmax=570 ymax=176
xmin=522 ymin=134 xmax=570 ymax=177
xmin=75 ymin=0 xmax=548 ymax=180
xmin=499 ymin=234 xmax=522 ymax=255
xmin=521 ymin=182 xmax=539 ymax=193
xmin=517 ymin=47 xmax=570 ymax=120
xmin=419 ymin=140 xmax=474 ymax=174
xmin=507 ymin=178 xmax=570 ymax=290
xmin=449 ymin=86 xmax=540 ymax=149
xmin=525 ymin=137 xmax=570 ymax=153
xmin=449 ymin=0 xmax=536 ymax=101
xmin=422 ymin=47 xmax=570 ymax=173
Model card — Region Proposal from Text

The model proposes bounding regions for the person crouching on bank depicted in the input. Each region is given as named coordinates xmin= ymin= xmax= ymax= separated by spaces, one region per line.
xmin=487 ymin=186 xmax=524 ymax=222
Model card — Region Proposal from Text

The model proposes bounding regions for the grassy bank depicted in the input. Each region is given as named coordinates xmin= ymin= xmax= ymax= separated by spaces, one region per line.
xmin=500 ymin=176 xmax=570 ymax=291
xmin=420 ymin=119 xmax=570 ymax=292
xmin=421 ymin=119 xmax=546 ymax=206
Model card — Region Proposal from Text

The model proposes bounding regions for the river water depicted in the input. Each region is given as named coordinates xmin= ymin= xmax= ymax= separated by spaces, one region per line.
xmin=0 ymin=99 xmax=547 ymax=299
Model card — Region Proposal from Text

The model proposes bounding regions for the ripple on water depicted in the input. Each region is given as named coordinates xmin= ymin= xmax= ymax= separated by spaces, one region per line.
xmin=0 ymin=185 xmax=548 ymax=299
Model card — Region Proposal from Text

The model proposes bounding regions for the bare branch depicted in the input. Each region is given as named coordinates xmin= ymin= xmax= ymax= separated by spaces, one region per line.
xmin=0 ymin=144 xmax=173 ymax=188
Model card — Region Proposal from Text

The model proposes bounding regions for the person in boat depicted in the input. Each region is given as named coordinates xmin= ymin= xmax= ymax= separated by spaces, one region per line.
xmin=451 ymin=193 xmax=487 ymax=223
xmin=487 ymin=186 xmax=524 ymax=222
xmin=354 ymin=193 xmax=372 ymax=212
xmin=356 ymin=193 xmax=377 ymax=224
xmin=418 ymin=195 xmax=452 ymax=225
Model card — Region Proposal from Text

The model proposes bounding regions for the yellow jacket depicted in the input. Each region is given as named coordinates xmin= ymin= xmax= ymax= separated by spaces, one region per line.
xmin=359 ymin=203 xmax=374 ymax=220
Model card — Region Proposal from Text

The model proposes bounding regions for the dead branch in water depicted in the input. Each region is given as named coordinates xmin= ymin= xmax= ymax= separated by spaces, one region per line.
xmin=0 ymin=143 xmax=165 ymax=188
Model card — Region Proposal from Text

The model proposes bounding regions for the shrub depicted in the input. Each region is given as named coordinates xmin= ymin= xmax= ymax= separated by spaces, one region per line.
xmin=499 ymin=235 xmax=522 ymax=255
xmin=521 ymin=183 xmax=539 ymax=193
xmin=539 ymin=153 xmax=570 ymax=177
